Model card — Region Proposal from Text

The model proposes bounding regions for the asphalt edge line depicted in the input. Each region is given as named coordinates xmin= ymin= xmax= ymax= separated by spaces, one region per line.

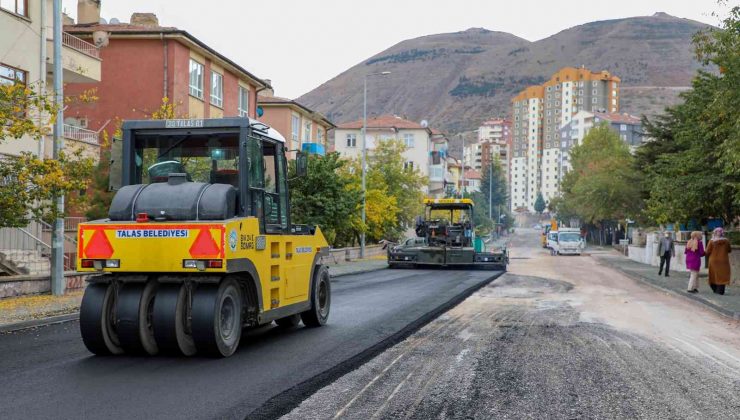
xmin=246 ymin=270 xmax=506 ymax=420
xmin=0 ymin=313 xmax=79 ymax=334
xmin=331 ymin=266 xmax=387 ymax=279
xmin=594 ymin=257 xmax=740 ymax=320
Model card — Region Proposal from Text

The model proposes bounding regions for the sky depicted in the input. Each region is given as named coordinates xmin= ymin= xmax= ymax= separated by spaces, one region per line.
xmin=61 ymin=0 xmax=730 ymax=99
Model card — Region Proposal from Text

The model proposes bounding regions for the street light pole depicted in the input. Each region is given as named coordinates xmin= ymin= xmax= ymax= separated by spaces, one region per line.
xmin=461 ymin=133 xmax=465 ymax=197
xmin=360 ymin=71 xmax=390 ymax=259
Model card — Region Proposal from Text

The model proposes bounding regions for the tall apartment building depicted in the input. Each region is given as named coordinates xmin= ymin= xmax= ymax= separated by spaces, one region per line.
xmin=478 ymin=118 xmax=511 ymax=185
xmin=510 ymin=67 xmax=620 ymax=212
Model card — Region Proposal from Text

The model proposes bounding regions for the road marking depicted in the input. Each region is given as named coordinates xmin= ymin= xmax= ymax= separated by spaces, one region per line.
xmin=333 ymin=353 xmax=405 ymax=419
xmin=672 ymin=336 xmax=740 ymax=376
xmin=370 ymin=371 xmax=414 ymax=420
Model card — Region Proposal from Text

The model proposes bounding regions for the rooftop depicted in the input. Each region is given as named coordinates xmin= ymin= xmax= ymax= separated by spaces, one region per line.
xmin=65 ymin=22 xmax=270 ymax=89
xmin=594 ymin=112 xmax=642 ymax=125
xmin=258 ymin=95 xmax=335 ymax=128
xmin=337 ymin=115 xmax=431 ymax=131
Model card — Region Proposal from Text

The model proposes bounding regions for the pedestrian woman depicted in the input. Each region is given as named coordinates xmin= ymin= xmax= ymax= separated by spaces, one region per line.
xmin=706 ymin=228 xmax=732 ymax=295
xmin=685 ymin=231 xmax=704 ymax=293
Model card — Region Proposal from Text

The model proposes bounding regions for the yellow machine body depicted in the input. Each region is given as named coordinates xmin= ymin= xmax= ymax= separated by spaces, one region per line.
xmin=77 ymin=217 xmax=329 ymax=312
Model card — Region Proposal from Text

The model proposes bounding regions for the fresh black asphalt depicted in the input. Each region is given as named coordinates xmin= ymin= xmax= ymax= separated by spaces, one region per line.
xmin=0 ymin=268 xmax=500 ymax=420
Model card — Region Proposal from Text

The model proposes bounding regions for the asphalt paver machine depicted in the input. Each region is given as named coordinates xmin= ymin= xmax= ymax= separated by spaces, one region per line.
xmin=387 ymin=198 xmax=508 ymax=270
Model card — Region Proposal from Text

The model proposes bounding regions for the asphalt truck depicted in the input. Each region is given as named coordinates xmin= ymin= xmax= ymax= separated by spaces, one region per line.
xmin=386 ymin=198 xmax=508 ymax=270
xmin=77 ymin=118 xmax=331 ymax=357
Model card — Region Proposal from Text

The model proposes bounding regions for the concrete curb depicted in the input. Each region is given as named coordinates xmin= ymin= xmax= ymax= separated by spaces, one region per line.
xmin=0 ymin=266 xmax=389 ymax=334
xmin=0 ymin=313 xmax=79 ymax=334
xmin=596 ymin=258 xmax=740 ymax=320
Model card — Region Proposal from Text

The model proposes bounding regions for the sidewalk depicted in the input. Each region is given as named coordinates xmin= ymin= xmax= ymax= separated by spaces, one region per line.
xmin=592 ymin=249 xmax=740 ymax=320
xmin=0 ymin=258 xmax=388 ymax=332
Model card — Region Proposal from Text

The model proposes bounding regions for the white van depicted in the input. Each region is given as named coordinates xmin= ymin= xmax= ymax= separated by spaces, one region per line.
xmin=554 ymin=228 xmax=584 ymax=255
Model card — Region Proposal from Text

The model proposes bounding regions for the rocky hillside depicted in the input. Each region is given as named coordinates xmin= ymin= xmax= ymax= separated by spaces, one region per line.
xmin=299 ymin=13 xmax=710 ymax=134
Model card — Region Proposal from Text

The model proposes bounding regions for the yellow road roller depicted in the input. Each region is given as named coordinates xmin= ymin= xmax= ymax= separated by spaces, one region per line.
xmin=77 ymin=118 xmax=331 ymax=357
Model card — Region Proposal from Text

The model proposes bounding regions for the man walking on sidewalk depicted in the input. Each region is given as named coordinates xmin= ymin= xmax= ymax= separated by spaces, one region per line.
xmin=657 ymin=231 xmax=676 ymax=277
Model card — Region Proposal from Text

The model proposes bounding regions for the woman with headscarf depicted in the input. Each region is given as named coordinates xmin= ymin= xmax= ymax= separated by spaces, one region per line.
xmin=706 ymin=227 xmax=732 ymax=295
xmin=684 ymin=231 xmax=704 ymax=293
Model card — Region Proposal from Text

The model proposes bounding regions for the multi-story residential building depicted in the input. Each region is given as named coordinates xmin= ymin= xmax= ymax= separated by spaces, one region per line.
xmin=593 ymin=112 xmax=643 ymax=148
xmin=428 ymin=130 xmax=450 ymax=198
xmin=510 ymin=66 xmax=620 ymax=212
xmin=462 ymin=169 xmax=482 ymax=193
xmin=476 ymin=118 xmax=512 ymax=192
xmin=64 ymin=12 xmax=269 ymax=142
xmin=333 ymin=114 xmax=432 ymax=181
xmin=558 ymin=111 xmax=643 ymax=180
xmin=1 ymin=0 xmax=103 ymax=160
xmin=463 ymin=142 xmax=484 ymax=171
xmin=257 ymin=92 xmax=334 ymax=158
xmin=446 ymin=156 xmax=463 ymax=197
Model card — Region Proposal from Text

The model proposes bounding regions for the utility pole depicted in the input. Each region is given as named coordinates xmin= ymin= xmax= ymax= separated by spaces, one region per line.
xmin=489 ymin=163 xmax=492 ymax=220
xmin=51 ymin=0 xmax=65 ymax=296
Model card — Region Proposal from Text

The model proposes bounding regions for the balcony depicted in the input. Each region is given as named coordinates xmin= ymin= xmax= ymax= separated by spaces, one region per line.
xmin=46 ymin=33 xmax=102 ymax=83
xmin=429 ymin=165 xmax=445 ymax=182
xmin=63 ymin=124 xmax=100 ymax=162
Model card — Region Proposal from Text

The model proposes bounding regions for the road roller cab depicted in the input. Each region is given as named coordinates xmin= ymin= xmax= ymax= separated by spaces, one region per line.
xmin=77 ymin=118 xmax=331 ymax=358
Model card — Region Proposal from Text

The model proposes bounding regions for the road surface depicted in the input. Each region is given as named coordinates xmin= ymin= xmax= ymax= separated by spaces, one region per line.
xmin=285 ymin=229 xmax=740 ymax=419
xmin=0 ymin=267 xmax=501 ymax=419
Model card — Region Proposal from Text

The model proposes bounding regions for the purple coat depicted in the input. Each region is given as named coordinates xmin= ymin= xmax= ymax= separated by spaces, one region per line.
xmin=684 ymin=242 xmax=705 ymax=271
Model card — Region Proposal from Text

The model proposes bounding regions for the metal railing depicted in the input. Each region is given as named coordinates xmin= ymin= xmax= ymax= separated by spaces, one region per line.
xmin=0 ymin=220 xmax=79 ymax=275
xmin=63 ymin=124 xmax=99 ymax=145
xmin=62 ymin=32 xmax=100 ymax=59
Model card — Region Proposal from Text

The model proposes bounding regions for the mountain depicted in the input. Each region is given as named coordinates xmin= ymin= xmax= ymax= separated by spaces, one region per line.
xmin=298 ymin=13 xmax=711 ymax=135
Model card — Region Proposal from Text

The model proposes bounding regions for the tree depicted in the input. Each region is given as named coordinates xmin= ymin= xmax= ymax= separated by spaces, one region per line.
xmin=365 ymin=139 xmax=427 ymax=240
xmin=467 ymin=160 xmax=509 ymax=234
xmin=288 ymin=152 xmax=361 ymax=247
xmin=0 ymin=81 xmax=94 ymax=227
xmin=639 ymin=5 xmax=740 ymax=225
xmin=557 ymin=123 xmax=643 ymax=224
xmin=534 ymin=192 xmax=546 ymax=214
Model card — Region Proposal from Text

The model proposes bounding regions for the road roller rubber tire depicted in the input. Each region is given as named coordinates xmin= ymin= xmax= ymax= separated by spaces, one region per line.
xmin=301 ymin=265 xmax=331 ymax=327
xmin=116 ymin=281 xmax=159 ymax=355
xmin=153 ymin=283 xmax=197 ymax=356
xmin=80 ymin=283 xmax=124 ymax=356
xmin=191 ymin=279 xmax=243 ymax=357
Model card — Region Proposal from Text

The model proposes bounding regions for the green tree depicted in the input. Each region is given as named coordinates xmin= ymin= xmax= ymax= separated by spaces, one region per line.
xmin=639 ymin=5 xmax=740 ymax=224
xmin=288 ymin=152 xmax=361 ymax=246
xmin=365 ymin=139 xmax=427 ymax=240
xmin=0 ymin=81 xmax=94 ymax=227
xmin=467 ymin=160 xmax=510 ymax=233
xmin=557 ymin=123 xmax=643 ymax=225
xmin=534 ymin=192 xmax=546 ymax=214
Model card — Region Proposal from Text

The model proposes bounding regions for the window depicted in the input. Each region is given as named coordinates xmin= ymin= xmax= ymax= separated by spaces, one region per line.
xmin=0 ymin=63 xmax=26 ymax=86
xmin=612 ymin=98 xmax=617 ymax=105
xmin=621 ymin=134 xmax=627 ymax=141
xmin=291 ymin=115 xmax=300 ymax=144
xmin=238 ymin=86 xmax=249 ymax=117
xmin=210 ymin=71 xmax=223 ymax=107
xmin=346 ymin=133 xmax=357 ymax=148
xmin=592 ymin=97 xmax=598 ymax=104
xmin=317 ymin=128 xmax=324 ymax=143
xmin=0 ymin=0 xmax=27 ymax=16
xmin=592 ymin=81 xmax=598 ymax=87
xmin=403 ymin=161 xmax=414 ymax=171
xmin=592 ymin=89 xmax=598 ymax=95
xmin=403 ymin=133 xmax=415 ymax=148
xmin=303 ymin=121 xmax=312 ymax=142
xmin=189 ymin=59 xmax=204 ymax=99
xmin=620 ymin=124 xmax=627 ymax=131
